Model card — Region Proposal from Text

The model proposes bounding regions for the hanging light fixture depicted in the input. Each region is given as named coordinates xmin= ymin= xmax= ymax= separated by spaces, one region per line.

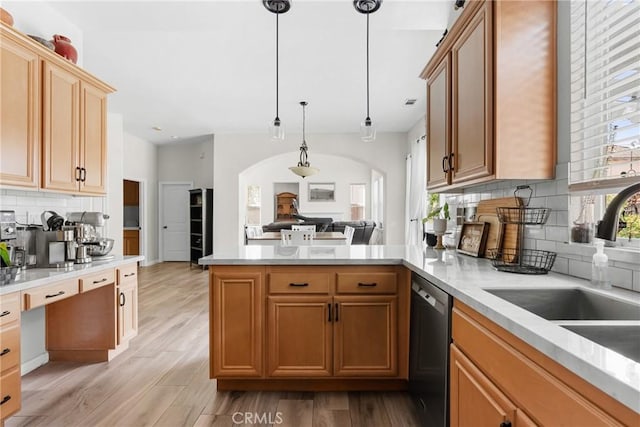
xmin=290 ymin=101 xmax=319 ymax=178
xmin=354 ymin=0 xmax=382 ymax=142
xmin=264 ymin=0 xmax=290 ymax=141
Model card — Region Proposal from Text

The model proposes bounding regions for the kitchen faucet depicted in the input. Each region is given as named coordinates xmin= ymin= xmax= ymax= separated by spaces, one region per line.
xmin=595 ymin=181 xmax=640 ymax=241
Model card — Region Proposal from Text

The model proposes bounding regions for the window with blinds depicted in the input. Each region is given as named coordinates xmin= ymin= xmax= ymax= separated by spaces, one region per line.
xmin=570 ymin=0 xmax=640 ymax=192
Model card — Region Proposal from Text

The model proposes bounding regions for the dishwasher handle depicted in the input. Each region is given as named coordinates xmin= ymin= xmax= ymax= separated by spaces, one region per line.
xmin=412 ymin=282 xmax=447 ymax=315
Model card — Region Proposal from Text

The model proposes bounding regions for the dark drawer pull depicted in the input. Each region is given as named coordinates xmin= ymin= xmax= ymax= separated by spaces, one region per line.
xmin=289 ymin=283 xmax=309 ymax=287
xmin=327 ymin=303 xmax=332 ymax=322
xmin=124 ymin=272 xmax=136 ymax=278
xmin=45 ymin=291 xmax=65 ymax=299
xmin=93 ymin=278 xmax=108 ymax=284
xmin=334 ymin=303 xmax=339 ymax=322
xmin=0 ymin=310 xmax=10 ymax=317
xmin=0 ymin=395 xmax=11 ymax=405
xmin=357 ymin=282 xmax=377 ymax=287
xmin=0 ymin=348 xmax=10 ymax=356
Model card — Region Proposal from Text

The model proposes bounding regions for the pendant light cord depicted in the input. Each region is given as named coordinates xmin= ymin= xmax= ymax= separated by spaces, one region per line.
xmin=366 ymin=11 xmax=370 ymax=119
xmin=276 ymin=12 xmax=280 ymax=120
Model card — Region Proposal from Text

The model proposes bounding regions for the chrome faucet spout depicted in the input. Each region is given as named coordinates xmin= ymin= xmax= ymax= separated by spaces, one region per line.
xmin=595 ymin=181 xmax=640 ymax=241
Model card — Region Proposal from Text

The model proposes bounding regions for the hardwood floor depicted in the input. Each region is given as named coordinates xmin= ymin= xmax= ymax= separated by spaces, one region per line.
xmin=6 ymin=263 xmax=422 ymax=427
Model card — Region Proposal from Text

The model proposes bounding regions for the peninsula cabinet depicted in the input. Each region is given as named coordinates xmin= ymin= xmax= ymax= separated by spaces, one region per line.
xmin=0 ymin=292 xmax=21 ymax=421
xmin=421 ymin=0 xmax=556 ymax=191
xmin=451 ymin=301 xmax=637 ymax=426
xmin=0 ymin=22 xmax=114 ymax=194
xmin=209 ymin=265 xmax=410 ymax=390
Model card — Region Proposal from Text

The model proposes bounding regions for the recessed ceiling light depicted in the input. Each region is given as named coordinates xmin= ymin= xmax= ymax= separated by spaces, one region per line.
xmin=152 ymin=126 xmax=162 ymax=131
xmin=404 ymin=98 xmax=417 ymax=106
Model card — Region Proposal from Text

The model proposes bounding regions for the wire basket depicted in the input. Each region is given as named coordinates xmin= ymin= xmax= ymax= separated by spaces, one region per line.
xmin=487 ymin=248 xmax=557 ymax=275
xmin=0 ymin=266 xmax=19 ymax=286
xmin=496 ymin=207 xmax=551 ymax=225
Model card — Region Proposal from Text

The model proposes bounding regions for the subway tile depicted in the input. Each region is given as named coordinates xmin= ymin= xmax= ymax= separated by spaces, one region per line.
xmin=611 ymin=260 xmax=640 ymax=271
xmin=555 ymin=162 xmax=569 ymax=179
xmin=609 ymin=267 xmax=633 ymax=289
xmin=633 ymin=270 xmax=640 ymax=292
xmin=568 ymin=259 xmax=591 ymax=280
xmin=534 ymin=181 xmax=556 ymax=197
xmin=524 ymin=226 xmax=545 ymax=239
xmin=551 ymin=256 xmax=569 ymax=274
xmin=546 ymin=195 xmax=568 ymax=211
xmin=556 ymin=211 xmax=569 ymax=228
xmin=537 ymin=240 xmax=557 ymax=252
xmin=555 ymin=179 xmax=568 ymax=195
xmin=0 ymin=195 xmax=17 ymax=206
xmin=545 ymin=225 xmax=568 ymax=243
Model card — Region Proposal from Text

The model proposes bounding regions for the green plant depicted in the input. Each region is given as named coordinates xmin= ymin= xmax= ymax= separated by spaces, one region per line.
xmin=0 ymin=242 xmax=11 ymax=267
xmin=422 ymin=200 xmax=450 ymax=223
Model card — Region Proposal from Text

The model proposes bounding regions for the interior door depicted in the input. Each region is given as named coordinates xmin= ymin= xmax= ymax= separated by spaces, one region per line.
xmin=161 ymin=183 xmax=191 ymax=261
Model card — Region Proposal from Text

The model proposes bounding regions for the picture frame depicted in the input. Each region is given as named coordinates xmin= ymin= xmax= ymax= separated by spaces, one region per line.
xmin=457 ymin=221 xmax=489 ymax=257
xmin=308 ymin=183 xmax=335 ymax=202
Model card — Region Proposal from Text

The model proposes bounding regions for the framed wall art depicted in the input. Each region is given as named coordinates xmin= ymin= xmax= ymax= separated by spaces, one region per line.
xmin=457 ymin=222 xmax=489 ymax=257
xmin=308 ymin=183 xmax=335 ymax=202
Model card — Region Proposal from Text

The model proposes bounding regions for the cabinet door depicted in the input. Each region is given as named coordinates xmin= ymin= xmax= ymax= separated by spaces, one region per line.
xmin=123 ymin=230 xmax=140 ymax=256
xmin=450 ymin=344 xmax=521 ymax=427
xmin=79 ymin=82 xmax=107 ymax=194
xmin=426 ymin=54 xmax=451 ymax=190
xmin=0 ymin=34 xmax=39 ymax=188
xmin=451 ymin=2 xmax=493 ymax=184
xmin=267 ymin=296 xmax=332 ymax=377
xmin=211 ymin=269 xmax=263 ymax=377
xmin=42 ymin=61 xmax=81 ymax=192
xmin=333 ymin=295 xmax=397 ymax=377
xmin=117 ymin=280 xmax=138 ymax=345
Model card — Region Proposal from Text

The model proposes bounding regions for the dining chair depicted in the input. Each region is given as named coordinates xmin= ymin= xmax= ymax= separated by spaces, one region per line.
xmin=291 ymin=224 xmax=316 ymax=237
xmin=281 ymin=229 xmax=314 ymax=246
xmin=343 ymin=225 xmax=355 ymax=245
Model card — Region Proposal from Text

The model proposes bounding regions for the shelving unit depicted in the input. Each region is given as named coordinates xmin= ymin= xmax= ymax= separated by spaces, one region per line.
xmin=189 ymin=188 xmax=213 ymax=268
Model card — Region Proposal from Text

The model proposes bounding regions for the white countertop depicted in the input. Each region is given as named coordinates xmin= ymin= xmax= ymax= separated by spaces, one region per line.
xmin=199 ymin=244 xmax=640 ymax=413
xmin=0 ymin=255 xmax=144 ymax=295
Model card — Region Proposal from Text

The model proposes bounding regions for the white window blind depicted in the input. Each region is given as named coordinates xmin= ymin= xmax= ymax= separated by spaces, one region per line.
xmin=570 ymin=0 xmax=640 ymax=192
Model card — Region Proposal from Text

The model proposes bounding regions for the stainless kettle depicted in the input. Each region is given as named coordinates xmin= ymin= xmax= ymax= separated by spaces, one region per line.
xmin=41 ymin=211 xmax=65 ymax=231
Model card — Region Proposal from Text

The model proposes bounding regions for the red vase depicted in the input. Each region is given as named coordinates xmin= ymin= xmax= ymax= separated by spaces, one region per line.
xmin=51 ymin=34 xmax=77 ymax=64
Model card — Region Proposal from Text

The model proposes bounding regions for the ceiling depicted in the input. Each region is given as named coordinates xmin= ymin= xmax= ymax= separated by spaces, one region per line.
xmin=46 ymin=1 xmax=449 ymax=144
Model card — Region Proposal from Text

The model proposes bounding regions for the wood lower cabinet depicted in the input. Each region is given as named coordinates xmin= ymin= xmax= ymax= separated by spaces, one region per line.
xmin=210 ymin=265 xmax=410 ymax=388
xmin=117 ymin=265 xmax=138 ymax=345
xmin=123 ymin=229 xmax=140 ymax=256
xmin=452 ymin=301 xmax=636 ymax=426
xmin=0 ymin=27 xmax=39 ymax=189
xmin=0 ymin=292 xmax=21 ymax=421
xmin=210 ymin=266 xmax=264 ymax=377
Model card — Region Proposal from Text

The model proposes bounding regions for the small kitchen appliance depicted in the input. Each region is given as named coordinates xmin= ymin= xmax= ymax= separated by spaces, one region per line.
xmin=66 ymin=212 xmax=113 ymax=260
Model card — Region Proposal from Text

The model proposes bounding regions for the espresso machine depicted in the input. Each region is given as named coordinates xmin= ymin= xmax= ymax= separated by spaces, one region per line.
xmin=66 ymin=212 xmax=113 ymax=261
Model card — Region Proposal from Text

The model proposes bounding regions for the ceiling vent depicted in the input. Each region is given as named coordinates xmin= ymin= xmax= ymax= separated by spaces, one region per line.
xmin=404 ymin=98 xmax=417 ymax=106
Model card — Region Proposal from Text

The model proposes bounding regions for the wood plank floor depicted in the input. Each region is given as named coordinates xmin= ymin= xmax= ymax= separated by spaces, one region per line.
xmin=6 ymin=262 xmax=422 ymax=427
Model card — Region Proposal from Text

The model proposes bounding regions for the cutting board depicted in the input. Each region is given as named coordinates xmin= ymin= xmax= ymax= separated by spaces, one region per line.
xmin=476 ymin=196 xmax=523 ymax=258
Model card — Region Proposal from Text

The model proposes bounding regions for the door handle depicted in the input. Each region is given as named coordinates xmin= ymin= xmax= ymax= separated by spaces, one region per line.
xmin=357 ymin=282 xmax=377 ymax=287
xmin=75 ymin=166 xmax=81 ymax=182
xmin=163 ymin=226 xmax=168 ymax=229
xmin=448 ymin=153 xmax=455 ymax=171
xmin=0 ymin=310 xmax=10 ymax=318
xmin=334 ymin=303 xmax=339 ymax=322
xmin=0 ymin=348 xmax=10 ymax=357
xmin=442 ymin=156 xmax=449 ymax=173
xmin=45 ymin=291 xmax=65 ymax=299
xmin=119 ymin=292 xmax=126 ymax=307
xmin=80 ymin=167 xmax=87 ymax=182
xmin=328 ymin=303 xmax=332 ymax=322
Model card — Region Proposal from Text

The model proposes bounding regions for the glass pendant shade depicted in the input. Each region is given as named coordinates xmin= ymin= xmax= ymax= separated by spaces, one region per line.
xmin=289 ymin=165 xmax=319 ymax=178
xmin=360 ymin=117 xmax=376 ymax=142
xmin=269 ymin=118 xmax=285 ymax=141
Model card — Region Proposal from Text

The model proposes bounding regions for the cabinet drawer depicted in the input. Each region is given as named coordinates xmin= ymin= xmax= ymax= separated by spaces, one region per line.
xmin=0 ymin=293 xmax=20 ymax=326
xmin=0 ymin=367 xmax=21 ymax=420
xmin=269 ymin=272 xmax=331 ymax=294
xmin=336 ymin=272 xmax=397 ymax=294
xmin=23 ymin=279 xmax=78 ymax=310
xmin=79 ymin=268 xmax=115 ymax=293
xmin=117 ymin=263 xmax=138 ymax=285
xmin=0 ymin=324 xmax=20 ymax=372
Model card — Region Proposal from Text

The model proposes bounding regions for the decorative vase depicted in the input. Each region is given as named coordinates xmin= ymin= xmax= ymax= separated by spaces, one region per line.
xmin=432 ymin=218 xmax=448 ymax=250
xmin=0 ymin=8 xmax=14 ymax=26
xmin=51 ymin=34 xmax=77 ymax=64
xmin=424 ymin=232 xmax=438 ymax=247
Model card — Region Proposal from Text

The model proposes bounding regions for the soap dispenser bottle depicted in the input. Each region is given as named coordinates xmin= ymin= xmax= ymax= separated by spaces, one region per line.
xmin=591 ymin=240 xmax=611 ymax=289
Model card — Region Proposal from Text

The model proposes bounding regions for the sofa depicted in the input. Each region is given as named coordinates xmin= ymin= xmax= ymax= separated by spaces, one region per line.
xmin=261 ymin=215 xmax=376 ymax=245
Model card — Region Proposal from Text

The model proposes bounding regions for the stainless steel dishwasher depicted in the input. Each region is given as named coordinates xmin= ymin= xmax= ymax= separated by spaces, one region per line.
xmin=409 ymin=273 xmax=452 ymax=427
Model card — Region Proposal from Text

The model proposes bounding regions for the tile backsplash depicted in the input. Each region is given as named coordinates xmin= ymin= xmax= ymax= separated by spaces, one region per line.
xmin=0 ymin=189 xmax=104 ymax=226
xmin=443 ymin=162 xmax=640 ymax=292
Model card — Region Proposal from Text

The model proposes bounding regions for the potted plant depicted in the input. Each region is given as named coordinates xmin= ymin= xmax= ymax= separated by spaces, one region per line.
xmin=0 ymin=242 xmax=17 ymax=286
xmin=422 ymin=198 xmax=450 ymax=248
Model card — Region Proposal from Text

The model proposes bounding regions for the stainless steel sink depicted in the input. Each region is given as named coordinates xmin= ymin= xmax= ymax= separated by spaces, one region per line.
xmin=562 ymin=323 xmax=640 ymax=364
xmin=485 ymin=288 xmax=640 ymax=320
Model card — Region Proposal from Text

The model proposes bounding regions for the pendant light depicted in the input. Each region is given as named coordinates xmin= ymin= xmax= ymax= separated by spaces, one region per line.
xmin=290 ymin=101 xmax=319 ymax=178
xmin=264 ymin=0 xmax=290 ymax=141
xmin=354 ymin=0 xmax=382 ymax=142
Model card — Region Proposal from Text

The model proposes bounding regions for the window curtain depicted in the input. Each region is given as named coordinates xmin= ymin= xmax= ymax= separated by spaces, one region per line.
xmin=405 ymin=136 xmax=427 ymax=244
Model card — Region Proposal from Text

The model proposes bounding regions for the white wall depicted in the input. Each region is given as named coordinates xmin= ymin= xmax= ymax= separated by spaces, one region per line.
xmin=157 ymin=135 xmax=214 ymax=188
xmin=105 ymin=113 xmax=124 ymax=255
xmin=123 ymin=133 xmax=159 ymax=266
xmin=214 ymin=132 xmax=406 ymax=252
xmin=240 ymin=152 xmax=372 ymax=226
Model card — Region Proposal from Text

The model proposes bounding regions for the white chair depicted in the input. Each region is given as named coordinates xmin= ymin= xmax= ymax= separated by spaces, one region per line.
xmin=343 ymin=225 xmax=355 ymax=245
xmin=281 ymin=229 xmax=314 ymax=246
xmin=291 ymin=224 xmax=316 ymax=237
xmin=245 ymin=225 xmax=263 ymax=244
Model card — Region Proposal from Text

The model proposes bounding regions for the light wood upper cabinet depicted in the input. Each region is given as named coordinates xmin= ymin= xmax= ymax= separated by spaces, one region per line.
xmin=0 ymin=30 xmax=39 ymax=188
xmin=0 ymin=23 xmax=114 ymax=195
xmin=421 ymin=0 xmax=556 ymax=191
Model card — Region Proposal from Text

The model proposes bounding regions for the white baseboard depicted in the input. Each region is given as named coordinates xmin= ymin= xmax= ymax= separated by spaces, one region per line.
xmin=141 ymin=259 xmax=159 ymax=267
xmin=22 ymin=352 xmax=49 ymax=375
